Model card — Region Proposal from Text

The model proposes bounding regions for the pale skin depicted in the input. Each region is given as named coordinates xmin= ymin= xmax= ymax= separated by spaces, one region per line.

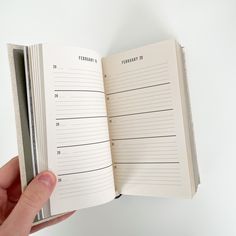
xmin=0 ymin=157 xmax=75 ymax=235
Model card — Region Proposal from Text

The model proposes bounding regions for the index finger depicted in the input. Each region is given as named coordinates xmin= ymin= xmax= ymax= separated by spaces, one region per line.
xmin=0 ymin=157 xmax=19 ymax=189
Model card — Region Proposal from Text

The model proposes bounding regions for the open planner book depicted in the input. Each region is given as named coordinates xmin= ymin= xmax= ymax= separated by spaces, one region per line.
xmin=8 ymin=39 xmax=199 ymax=223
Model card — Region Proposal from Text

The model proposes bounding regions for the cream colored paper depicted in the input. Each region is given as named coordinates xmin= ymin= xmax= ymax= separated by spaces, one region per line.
xmin=103 ymin=40 xmax=197 ymax=197
xmin=41 ymin=44 xmax=115 ymax=215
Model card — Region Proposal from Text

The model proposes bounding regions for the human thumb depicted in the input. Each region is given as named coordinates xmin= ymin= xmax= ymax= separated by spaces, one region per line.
xmin=2 ymin=171 xmax=57 ymax=236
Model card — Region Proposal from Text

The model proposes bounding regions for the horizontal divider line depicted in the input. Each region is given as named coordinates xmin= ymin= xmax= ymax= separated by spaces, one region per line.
xmin=58 ymin=164 xmax=113 ymax=177
xmin=112 ymin=135 xmax=176 ymax=141
xmin=56 ymin=116 xmax=108 ymax=120
xmin=106 ymin=82 xmax=170 ymax=95
xmin=57 ymin=139 xmax=110 ymax=148
xmin=109 ymin=109 xmax=173 ymax=118
xmin=114 ymin=162 xmax=180 ymax=164
xmin=54 ymin=89 xmax=104 ymax=93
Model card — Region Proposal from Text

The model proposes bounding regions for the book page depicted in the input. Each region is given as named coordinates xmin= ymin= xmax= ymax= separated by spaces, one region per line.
xmin=8 ymin=45 xmax=34 ymax=190
xmin=102 ymin=40 xmax=196 ymax=198
xmin=40 ymin=44 xmax=115 ymax=215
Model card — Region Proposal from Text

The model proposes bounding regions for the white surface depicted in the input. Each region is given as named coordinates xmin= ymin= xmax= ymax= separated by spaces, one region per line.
xmin=1 ymin=0 xmax=236 ymax=235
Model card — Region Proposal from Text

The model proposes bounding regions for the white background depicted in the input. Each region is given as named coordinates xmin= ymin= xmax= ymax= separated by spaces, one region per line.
xmin=1 ymin=0 xmax=236 ymax=235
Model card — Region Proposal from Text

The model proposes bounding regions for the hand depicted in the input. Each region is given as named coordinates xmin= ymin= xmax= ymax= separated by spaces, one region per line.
xmin=0 ymin=157 xmax=75 ymax=235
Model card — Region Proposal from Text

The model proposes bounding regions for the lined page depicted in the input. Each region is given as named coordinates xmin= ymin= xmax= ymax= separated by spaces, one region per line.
xmin=102 ymin=40 xmax=195 ymax=197
xmin=41 ymin=45 xmax=115 ymax=215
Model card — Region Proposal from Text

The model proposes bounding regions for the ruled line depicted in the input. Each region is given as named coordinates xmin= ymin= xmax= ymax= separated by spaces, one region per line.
xmin=108 ymin=62 xmax=167 ymax=77
xmin=68 ymin=68 xmax=99 ymax=73
xmin=54 ymin=89 xmax=104 ymax=93
xmin=57 ymin=139 xmax=110 ymax=148
xmin=109 ymin=109 xmax=173 ymax=118
xmin=56 ymin=116 xmax=108 ymax=120
xmin=58 ymin=164 xmax=112 ymax=176
xmin=114 ymin=162 xmax=180 ymax=164
xmin=53 ymin=71 xmax=100 ymax=74
xmin=112 ymin=135 xmax=176 ymax=141
xmin=106 ymin=82 xmax=170 ymax=95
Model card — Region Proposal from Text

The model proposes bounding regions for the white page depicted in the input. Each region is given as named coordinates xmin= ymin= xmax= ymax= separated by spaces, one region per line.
xmin=102 ymin=40 xmax=195 ymax=198
xmin=41 ymin=44 xmax=115 ymax=215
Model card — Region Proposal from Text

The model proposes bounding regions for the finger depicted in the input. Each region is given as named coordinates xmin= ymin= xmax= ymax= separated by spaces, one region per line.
xmin=5 ymin=177 xmax=22 ymax=218
xmin=1 ymin=171 xmax=57 ymax=236
xmin=31 ymin=211 xmax=75 ymax=233
xmin=7 ymin=173 xmax=21 ymax=202
xmin=0 ymin=156 xmax=19 ymax=189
